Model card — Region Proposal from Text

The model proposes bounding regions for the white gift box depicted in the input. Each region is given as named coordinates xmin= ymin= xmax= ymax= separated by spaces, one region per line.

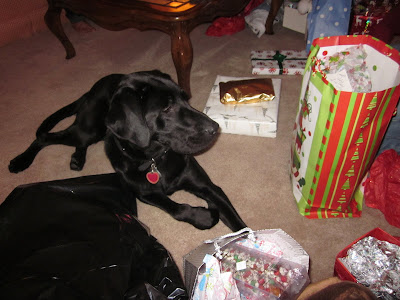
xmin=251 ymin=50 xmax=308 ymax=75
xmin=203 ymin=76 xmax=281 ymax=138
xmin=282 ymin=6 xmax=308 ymax=34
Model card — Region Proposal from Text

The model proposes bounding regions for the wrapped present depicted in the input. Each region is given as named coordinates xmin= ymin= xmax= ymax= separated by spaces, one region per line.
xmin=219 ymin=78 xmax=275 ymax=104
xmin=350 ymin=0 xmax=398 ymax=36
xmin=251 ymin=50 xmax=308 ymax=75
xmin=349 ymin=15 xmax=385 ymax=35
xmin=203 ymin=76 xmax=281 ymax=138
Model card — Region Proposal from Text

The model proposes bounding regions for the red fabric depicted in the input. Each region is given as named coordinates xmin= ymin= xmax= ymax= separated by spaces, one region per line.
xmin=241 ymin=0 xmax=265 ymax=16
xmin=364 ymin=149 xmax=400 ymax=228
xmin=206 ymin=17 xmax=246 ymax=36
xmin=206 ymin=0 xmax=264 ymax=37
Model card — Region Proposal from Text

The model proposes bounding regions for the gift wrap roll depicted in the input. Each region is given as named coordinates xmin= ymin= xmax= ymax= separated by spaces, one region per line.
xmin=290 ymin=35 xmax=400 ymax=219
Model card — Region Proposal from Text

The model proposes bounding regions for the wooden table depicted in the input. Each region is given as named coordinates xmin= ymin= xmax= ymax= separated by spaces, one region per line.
xmin=45 ymin=0 xmax=250 ymax=96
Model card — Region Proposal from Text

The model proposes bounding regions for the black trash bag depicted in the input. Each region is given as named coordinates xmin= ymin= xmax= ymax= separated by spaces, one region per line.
xmin=0 ymin=174 xmax=188 ymax=300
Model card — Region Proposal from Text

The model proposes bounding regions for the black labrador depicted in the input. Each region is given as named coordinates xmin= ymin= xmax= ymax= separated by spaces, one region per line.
xmin=9 ymin=70 xmax=246 ymax=231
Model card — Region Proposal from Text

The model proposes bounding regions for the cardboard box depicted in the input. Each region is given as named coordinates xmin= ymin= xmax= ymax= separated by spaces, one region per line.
xmin=282 ymin=6 xmax=307 ymax=34
xmin=334 ymin=227 xmax=400 ymax=281
xmin=251 ymin=50 xmax=308 ymax=75
xmin=203 ymin=76 xmax=281 ymax=138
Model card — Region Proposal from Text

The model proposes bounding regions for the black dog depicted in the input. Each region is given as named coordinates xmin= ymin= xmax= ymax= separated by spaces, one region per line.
xmin=9 ymin=70 xmax=246 ymax=231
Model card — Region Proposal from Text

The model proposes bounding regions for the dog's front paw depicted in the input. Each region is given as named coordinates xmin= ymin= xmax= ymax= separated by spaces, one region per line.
xmin=177 ymin=204 xmax=219 ymax=230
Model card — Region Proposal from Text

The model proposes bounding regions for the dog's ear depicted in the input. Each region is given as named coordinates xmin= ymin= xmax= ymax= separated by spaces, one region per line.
xmin=106 ymin=87 xmax=151 ymax=148
xmin=146 ymin=70 xmax=172 ymax=80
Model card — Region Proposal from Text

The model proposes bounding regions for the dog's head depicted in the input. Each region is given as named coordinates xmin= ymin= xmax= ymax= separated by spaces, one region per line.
xmin=105 ymin=70 xmax=219 ymax=154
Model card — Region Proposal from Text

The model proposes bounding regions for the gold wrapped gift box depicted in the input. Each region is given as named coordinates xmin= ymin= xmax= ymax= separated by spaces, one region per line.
xmin=219 ymin=78 xmax=275 ymax=104
xmin=204 ymin=76 xmax=281 ymax=138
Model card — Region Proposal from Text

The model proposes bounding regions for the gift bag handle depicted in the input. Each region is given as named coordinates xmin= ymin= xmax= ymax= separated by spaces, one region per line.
xmin=204 ymin=227 xmax=256 ymax=259
xmin=305 ymin=43 xmax=321 ymax=73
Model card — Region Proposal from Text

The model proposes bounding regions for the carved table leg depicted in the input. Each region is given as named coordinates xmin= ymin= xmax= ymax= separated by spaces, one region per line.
xmin=265 ymin=0 xmax=284 ymax=35
xmin=170 ymin=22 xmax=193 ymax=97
xmin=44 ymin=6 xmax=76 ymax=59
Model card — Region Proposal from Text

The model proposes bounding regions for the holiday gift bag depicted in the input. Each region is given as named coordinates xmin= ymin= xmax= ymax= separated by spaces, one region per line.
xmin=290 ymin=35 xmax=400 ymax=219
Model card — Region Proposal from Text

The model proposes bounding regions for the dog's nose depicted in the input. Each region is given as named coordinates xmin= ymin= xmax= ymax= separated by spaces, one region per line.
xmin=205 ymin=128 xmax=217 ymax=135
xmin=204 ymin=122 xmax=219 ymax=136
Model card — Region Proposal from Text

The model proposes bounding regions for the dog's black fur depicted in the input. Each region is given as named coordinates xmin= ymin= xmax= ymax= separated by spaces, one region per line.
xmin=9 ymin=70 xmax=246 ymax=231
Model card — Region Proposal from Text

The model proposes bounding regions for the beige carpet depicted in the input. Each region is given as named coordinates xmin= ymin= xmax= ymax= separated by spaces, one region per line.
xmin=1 ymin=20 xmax=399 ymax=286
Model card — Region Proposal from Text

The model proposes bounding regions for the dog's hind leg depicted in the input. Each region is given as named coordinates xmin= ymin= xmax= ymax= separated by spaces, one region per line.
xmin=9 ymin=126 xmax=93 ymax=173
xmin=36 ymin=98 xmax=83 ymax=138
xmin=70 ymin=147 xmax=87 ymax=171
xmin=9 ymin=98 xmax=88 ymax=173
xmin=8 ymin=140 xmax=46 ymax=173
xmin=138 ymin=193 xmax=220 ymax=230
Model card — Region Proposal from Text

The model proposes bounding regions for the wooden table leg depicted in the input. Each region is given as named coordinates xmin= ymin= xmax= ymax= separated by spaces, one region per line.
xmin=170 ymin=22 xmax=193 ymax=97
xmin=44 ymin=6 xmax=76 ymax=59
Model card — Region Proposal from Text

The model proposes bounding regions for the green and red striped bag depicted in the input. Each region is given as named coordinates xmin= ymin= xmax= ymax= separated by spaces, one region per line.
xmin=290 ymin=35 xmax=400 ymax=219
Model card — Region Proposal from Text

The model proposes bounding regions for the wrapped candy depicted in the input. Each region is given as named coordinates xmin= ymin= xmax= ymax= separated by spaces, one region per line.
xmin=219 ymin=78 xmax=275 ymax=104
xmin=187 ymin=229 xmax=310 ymax=300
xmin=339 ymin=236 xmax=400 ymax=298
xmin=219 ymin=244 xmax=309 ymax=300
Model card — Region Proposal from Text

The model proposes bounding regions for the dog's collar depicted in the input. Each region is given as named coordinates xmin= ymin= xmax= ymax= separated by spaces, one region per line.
xmin=114 ymin=137 xmax=168 ymax=171
xmin=138 ymin=150 xmax=168 ymax=172
xmin=114 ymin=136 xmax=168 ymax=184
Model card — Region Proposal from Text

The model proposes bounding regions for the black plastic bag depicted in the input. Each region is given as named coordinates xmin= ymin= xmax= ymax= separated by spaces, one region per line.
xmin=0 ymin=174 xmax=187 ymax=300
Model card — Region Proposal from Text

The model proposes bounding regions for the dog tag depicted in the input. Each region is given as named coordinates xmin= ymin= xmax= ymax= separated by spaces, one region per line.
xmin=146 ymin=163 xmax=161 ymax=184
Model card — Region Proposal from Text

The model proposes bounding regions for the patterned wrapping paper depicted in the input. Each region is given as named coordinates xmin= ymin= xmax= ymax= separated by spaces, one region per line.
xmin=305 ymin=0 xmax=352 ymax=53
xmin=203 ymin=76 xmax=281 ymax=138
xmin=251 ymin=50 xmax=308 ymax=75
xmin=349 ymin=15 xmax=385 ymax=35
xmin=349 ymin=0 xmax=395 ymax=36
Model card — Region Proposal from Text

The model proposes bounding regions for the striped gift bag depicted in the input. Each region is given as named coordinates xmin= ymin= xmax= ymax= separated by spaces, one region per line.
xmin=290 ymin=35 xmax=400 ymax=219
